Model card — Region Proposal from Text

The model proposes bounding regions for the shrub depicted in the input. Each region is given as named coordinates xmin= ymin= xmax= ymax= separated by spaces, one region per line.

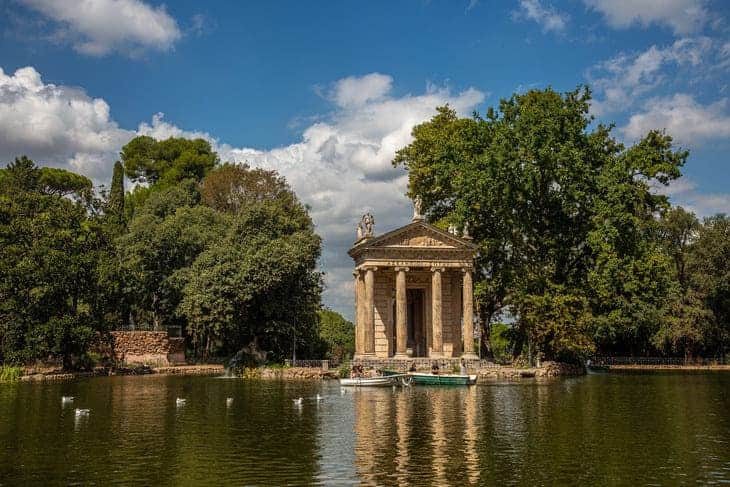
xmin=0 ymin=366 xmax=22 ymax=382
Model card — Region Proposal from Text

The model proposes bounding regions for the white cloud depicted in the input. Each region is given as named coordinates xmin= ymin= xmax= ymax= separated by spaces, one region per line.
xmin=330 ymin=73 xmax=393 ymax=108
xmin=20 ymin=0 xmax=181 ymax=56
xmin=621 ymin=94 xmax=730 ymax=144
xmin=0 ymin=66 xmax=484 ymax=317
xmin=655 ymin=177 xmax=730 ymax=217
xmin=584 ymin=0 xmax=710 ymax=35
xmin=513 ymin=0 xmax=569 ymax=33
xmin=0 ymin=66 xmax=131 ymax=180
xmin=587 ymin=37 xmax=714 ymax=116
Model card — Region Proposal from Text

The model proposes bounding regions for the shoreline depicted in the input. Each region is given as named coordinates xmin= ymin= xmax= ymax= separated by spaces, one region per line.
xmin=18 ymin=364 xmax=225 ymax=382
xmin=12 ymin=363 xmax=730 ymax=383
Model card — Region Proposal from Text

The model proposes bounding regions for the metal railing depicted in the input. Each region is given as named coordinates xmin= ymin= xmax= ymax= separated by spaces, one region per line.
xmin=592 ymin=356 xmax=728 ymax=366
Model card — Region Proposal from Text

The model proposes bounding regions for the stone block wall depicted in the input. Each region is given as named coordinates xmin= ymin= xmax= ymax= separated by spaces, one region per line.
xmin=109 ymin=331 xmax=187 ymax=366
xmin=372 ymin=270 xmax=464 ymax=358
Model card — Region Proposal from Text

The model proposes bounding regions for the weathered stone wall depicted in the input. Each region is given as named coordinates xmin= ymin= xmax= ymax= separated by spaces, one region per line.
xmin=478 ymin=361 xmax=585 ymax=379
xmin=372 ymin=270 xmax=464 ymax=358
xmin=110 ymin=331 xmax=186 ymax=366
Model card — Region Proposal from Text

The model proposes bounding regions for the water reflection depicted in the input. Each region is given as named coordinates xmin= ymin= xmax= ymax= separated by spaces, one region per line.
xmin=1 ymin=374 xmax=730 ymax=485
xmin=352 ymin=387 xmax=484 ymax=486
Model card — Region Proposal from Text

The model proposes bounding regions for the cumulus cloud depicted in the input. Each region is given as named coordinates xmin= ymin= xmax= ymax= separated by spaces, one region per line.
xmin=621 ymin=94 xmax=730 ymax=144
xmin=654 ymin=177 xmax=730 ymax=217
xmin=0 ymin=66 xmax=484 ymax=317
xmin=587 ymin=37 xmax=714 ymax=116
xmin=330 ymin=73 xmax=393 ymax=108
xmin=513 ymin=0 xmax=569 ymax=33
xmin=584 ymin=0 xmax=710 ymax=35
xmin=19 ymin=0 xmax=181 ymax=56
xmin=0 ymin=66 xmax=131 ymax=180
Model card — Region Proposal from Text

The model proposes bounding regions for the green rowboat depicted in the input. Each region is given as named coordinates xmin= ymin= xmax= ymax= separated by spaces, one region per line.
xmin=381 ymin=370 xmax=477 ymax=386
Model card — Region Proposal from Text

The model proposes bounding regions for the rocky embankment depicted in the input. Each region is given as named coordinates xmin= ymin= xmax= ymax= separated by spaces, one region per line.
xmin=239 ymin=367 xmax=338 ymax=380
xmin=478 ymin=361 xmax=585 ymax=380
xmin=19 ymin=364 xmax=224 ymax=381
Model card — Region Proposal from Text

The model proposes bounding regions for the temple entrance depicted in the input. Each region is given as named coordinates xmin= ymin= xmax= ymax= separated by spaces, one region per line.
xmin=349 ymin=208 xmax=478 ymax=359
xmin=407 ymin=289 xmax=426 ymax=357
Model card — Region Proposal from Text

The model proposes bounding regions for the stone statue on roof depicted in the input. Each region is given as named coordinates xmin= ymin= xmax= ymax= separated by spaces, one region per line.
xmin=357 ymin=212 xmax=374 ymax=240
xmin=412 ymin=195 xmax=424 ymax=221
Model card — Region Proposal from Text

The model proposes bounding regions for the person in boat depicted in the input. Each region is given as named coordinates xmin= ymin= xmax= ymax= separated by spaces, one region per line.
xmin=408 ymin=361 xmax=417 ymax=372
xmin=460 ymin=358 xmax=467 ymax=376
xmin=431 ymin=362 xmax=440 ymax=375
xmin=351 ymin=364 xmax=363 ymax=378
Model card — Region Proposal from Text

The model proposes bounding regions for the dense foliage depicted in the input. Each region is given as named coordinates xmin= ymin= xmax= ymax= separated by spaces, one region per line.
xmin=315 ymin=309 xmax=355 ymax=361
xmin=394 ymin=87 xmax=730 ymax=363
xmin=0 ymin=138 xmax=325 ymax=367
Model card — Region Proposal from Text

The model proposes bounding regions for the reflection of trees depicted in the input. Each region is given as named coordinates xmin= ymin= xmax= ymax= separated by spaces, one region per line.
xmin=167 ymin=378 xmax=321 ymax=485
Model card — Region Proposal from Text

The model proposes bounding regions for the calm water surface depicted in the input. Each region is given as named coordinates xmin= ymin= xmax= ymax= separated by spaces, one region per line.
xmin=1 ymin=372 xmax=729 ymax=486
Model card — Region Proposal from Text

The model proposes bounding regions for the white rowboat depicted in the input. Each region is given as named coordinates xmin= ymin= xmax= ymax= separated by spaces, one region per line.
xmin=339 ymin=375 xmax=406 ymax=387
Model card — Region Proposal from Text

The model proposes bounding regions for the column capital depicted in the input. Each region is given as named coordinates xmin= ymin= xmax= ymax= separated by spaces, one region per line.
xmin=360 ymin=265 xmax=378 ymax=272
xmin=430 ymin=266 xmax=446 ymax=273
xmin=394 ymin=266 xmax=409 ymax=272
xmin=460 ymin=266 xmax=474 ymax=273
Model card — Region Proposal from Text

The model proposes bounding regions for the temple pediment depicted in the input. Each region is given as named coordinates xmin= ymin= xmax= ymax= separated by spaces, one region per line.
xmin=350 ymin=221 xmax=475 ymax=252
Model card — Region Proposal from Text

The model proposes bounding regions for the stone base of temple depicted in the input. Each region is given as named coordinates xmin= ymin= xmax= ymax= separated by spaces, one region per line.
xmin=461 ymin=352 xmax=479 ymax=360
xmin=352 ymin=357 xmax=490 ymax=373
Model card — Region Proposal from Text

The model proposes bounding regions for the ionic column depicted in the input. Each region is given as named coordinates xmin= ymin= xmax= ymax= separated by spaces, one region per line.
xmin=394 ymin=267 xmax=409 ymax=358
xmin=462 ymin=268 xmax=478 ymax=359
xmin=354 ymin=270 xmax=364 ymax=357
xmin=363 ymin=267 xmax=376 ymax=355
xmin=431 ymin=267 xmax=444 ymax=357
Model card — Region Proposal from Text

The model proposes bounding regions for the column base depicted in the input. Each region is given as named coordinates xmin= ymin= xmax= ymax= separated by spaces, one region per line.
xmin=461 ymin=352 xmax=479 ymax=360
xmin=429 ymin=351 xmax=445 ymax=358
xmin=392 ymin=353 xmax=410 ymax=360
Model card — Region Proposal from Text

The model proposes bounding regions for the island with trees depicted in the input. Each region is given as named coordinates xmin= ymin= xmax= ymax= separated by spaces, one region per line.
xmin=0 ymin=86 xmax=727 ymax=379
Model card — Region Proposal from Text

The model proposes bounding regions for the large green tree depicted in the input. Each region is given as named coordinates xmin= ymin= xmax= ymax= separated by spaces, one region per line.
xmin=0 ymin=158 xmax=108 ymax=367
xmin=394 ymin=87 xmax=687 ymax=362
xmin=178 ymin=193 xmax=322 ymax=360
xmin=121 ymin=136 xmax=217 ymax=186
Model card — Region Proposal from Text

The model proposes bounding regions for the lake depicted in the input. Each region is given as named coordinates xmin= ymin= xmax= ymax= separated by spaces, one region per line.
xmin=1 ymin=372 xmax=729 ymax=486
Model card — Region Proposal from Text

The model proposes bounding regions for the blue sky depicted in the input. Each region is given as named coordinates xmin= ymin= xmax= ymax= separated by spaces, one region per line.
xmin=1 ymin=0 xmax=729 ymax=318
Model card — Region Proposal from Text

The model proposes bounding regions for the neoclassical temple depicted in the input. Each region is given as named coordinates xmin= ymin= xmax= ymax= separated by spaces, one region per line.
xmin=349 ymin=201 xmax=478 ymax=359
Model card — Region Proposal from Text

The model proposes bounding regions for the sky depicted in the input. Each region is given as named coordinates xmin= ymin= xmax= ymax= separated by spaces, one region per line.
xmin=1 ymin=0 xmax=729 ymax=320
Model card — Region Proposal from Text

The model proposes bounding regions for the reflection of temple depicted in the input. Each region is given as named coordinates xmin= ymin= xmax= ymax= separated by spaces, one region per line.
xmin=353 ymin=388 xmax=481 ymax=485
xmin=349 ymin=202 xmax=478 ymax=359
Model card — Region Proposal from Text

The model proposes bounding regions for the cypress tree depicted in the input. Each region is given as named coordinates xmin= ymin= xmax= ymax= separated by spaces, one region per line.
xmin=107 ymin=160 xmax=125 ymax=226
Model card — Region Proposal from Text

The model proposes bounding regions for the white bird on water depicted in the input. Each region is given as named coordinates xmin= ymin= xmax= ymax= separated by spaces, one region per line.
xmin=74 ymin=408 xmax=90 ymax=416
xmin=293 ymin=397 xmax=303 ymax=406
xmin=61 ymin=396 xmax=74 ymax=404
xmin=226 ymin=397 xmax=234 ymax=407
xmin=176 ymin=398 xmax=186 ymax=406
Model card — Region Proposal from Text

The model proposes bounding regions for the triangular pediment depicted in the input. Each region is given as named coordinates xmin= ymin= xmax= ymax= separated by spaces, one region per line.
xmin=351 ymin=221 xmax=475 ymax=252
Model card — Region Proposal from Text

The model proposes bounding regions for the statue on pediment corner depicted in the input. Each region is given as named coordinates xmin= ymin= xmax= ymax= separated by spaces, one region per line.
xmin=357 ymin=212 xmax=374 ymax=240
xmin=412 ymin=195 xmax=424 ymax=221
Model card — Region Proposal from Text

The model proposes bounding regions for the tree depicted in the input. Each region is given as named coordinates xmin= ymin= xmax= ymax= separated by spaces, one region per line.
xmin=201 ymin=163 xmax=293 ymax=214
xmin=117 ymin=189 xmax=227 ymax=331
xmin=317 ymin=309 xmax=355 ymax=361
xmin=178 ymin=196 xmax=322 ymax=360
xmin=0 ymin=157 xmax=108 ymax=367
xmin=106 ymin=161 xmax=125 ymax=228
xmin=394 ymin=87 xmax=687 ymax=362
xmin=121 ymin=136 xmax=217 ymax=186
xmin=687 ymin=214 xmax=730 ymax=357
